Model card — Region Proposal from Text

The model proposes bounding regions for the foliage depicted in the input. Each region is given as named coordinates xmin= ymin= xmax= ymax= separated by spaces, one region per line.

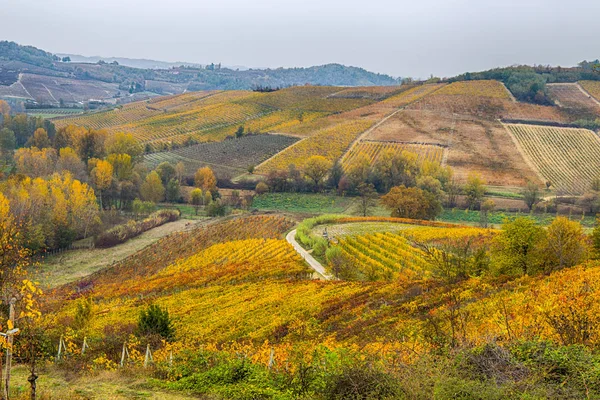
xmin=491 ymin=217 xmax=544 ymax=276
xmin=538 ymin=216 xmax=588 ymax=273
xmin=194 ymin=167 xmax=217 ymax=193
xmin=381 ymin=185 xmax=442 ymax=220
xmin=140 ymin=171 xmax=165 ymax=203
xmin=94 ymin=209 xmax=180 ymax=248
xmin=464 ymin=173 xmax=486 ymax=210
xmin=137 ymin=304 xmax=175 ymax=342
xmin=593 ymin=216 xmax=600 ymax=260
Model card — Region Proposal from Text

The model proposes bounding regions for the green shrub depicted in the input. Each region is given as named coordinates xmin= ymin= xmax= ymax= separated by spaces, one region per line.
xmin=137 ymin=304 xmax=175 ymax=342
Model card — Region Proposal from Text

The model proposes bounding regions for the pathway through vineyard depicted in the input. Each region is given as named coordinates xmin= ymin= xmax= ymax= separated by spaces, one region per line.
xmin=286 ymin=229 xmax=333 ymax=280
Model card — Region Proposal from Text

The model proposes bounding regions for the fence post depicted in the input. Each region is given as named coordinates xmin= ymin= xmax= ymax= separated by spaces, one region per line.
xmin=81 ymin=337 xmax=89 ymax=355
xmin=268 ymin=348 xmax=275 ymax=370
xmin=144 ymin=344 xmax=153 ymax=368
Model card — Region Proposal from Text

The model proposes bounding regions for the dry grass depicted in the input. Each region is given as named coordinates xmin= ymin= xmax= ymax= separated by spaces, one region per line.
xmin=36 ymin=219 xmax=200 ymax=288
xmin=547 ymin=83 xmax=600 ymax=111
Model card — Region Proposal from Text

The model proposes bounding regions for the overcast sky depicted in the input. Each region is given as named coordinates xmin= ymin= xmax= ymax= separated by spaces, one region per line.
xmin=1 ymin=0 xmax=598 ymax=78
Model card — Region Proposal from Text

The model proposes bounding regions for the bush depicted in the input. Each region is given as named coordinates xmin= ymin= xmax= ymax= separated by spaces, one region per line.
xmin=94 ymin=209 xmax=180 ymax=248
xmin=255 ymin=181 xmax=269 ymax=195
xmin=325 ymin=363 xmax=401 ymax=400
xmin=137 ymin=304 xmax=175 ymax=341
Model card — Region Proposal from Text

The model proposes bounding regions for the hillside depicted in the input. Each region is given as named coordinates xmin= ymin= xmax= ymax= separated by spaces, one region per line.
xmin=52 ymin=78 xmax=600 ymax=194
xmin=0 ymin=41 xmax=399 ymax=106
xmin=38 ymin=214 xmax=600 ymax=399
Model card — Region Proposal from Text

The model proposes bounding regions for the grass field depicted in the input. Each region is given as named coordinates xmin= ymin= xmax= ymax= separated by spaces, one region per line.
xmin=505 ymin=123 xmax=600 ymax=194
xmin=252 ymin=193 xmax=355 ymax=213
xmin=37 ymin=218 xmax=199 ymax=288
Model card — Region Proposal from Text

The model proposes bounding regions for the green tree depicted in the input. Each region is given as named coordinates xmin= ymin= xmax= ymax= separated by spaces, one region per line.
xmin=236 ymin=126 xmax=244 ymax=138
xmin=255 ymin=181 xmax=269 ymax=195
xmin=328 ymin=160 xmax=344 ymax=189
xmin=479 ymin=199 xmax=496 ymax=228
xmin=491 ymin=217 xmax=544 ymax=276
xmin=156 ymin=162 xmax=176 ymax=185
xmin=137 ymin=304 xmax=174 ymax=341
xmin=165 ymin=178 xmax=181 ymax=203
xmin=0 ymin=128 xmax=16 ymax=161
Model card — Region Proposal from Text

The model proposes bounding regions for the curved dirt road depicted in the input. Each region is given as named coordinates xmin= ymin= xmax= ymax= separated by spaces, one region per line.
xmin=286 ymin=229 xmax=333 ymax=280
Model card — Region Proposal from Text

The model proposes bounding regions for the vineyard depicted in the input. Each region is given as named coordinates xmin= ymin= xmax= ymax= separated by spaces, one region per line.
xmin=381 ymin=83 xmax=446 ymax=107
xmin=336 ymin=232 xmax=431 ymax=281
xmin=342 ymin=140 xmax=446 ymax=167
xmin=505 ymin=123 xmax=600 ymax=194
xmin=431 ymin=80 xmax=512 ymax=99
xmin=579 ymin=80 xmax=600 ymax=102
xmin=43 ymin=214 xmax=600 ymax=372
xmin=255 ymin=120 xmax=374 ymax=173
xmin=547 ymin=83 xmax=600 ymax=111
xmin=144 ymin=134 xmax=299 ymax=178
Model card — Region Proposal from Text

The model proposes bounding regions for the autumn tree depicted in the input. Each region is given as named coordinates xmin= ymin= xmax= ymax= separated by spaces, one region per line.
xmin=106 ymin=153 xmax=133 ymax=181
xmin=539 ymin=217 xmax=588 ymax=273
xmin=303 ymin=155 xmax=331 ymax=191
xmin=464 ymin=173 xmax=486 ymax=210
xmin=491 ymin=217 xmax=544 ymax=276
xmin=26 ymin=128 xmax=50 ymax=149
xmin=91 ymin=160 xmax=113 ymax=209
xmin=328 ymin=160 xmax=344 ymax=189
xmin=255 ymin=181 xmax=269 ymax=195
xmin=141 ymin=171 xmax=165 ymax=203
xmin=105 ymin=132 xmax=142 ymax=161
xmin=345 ymin=153 xmax=371 ymax=189
xmin=194 ymin=167 xmax=217 ymax=193
xmin=479 ymin=199 xmax=496 ymax=228
xmin=14 ymin=147 xmax=57 ymax=178
xmin=190 ymin=188 xmax=203 ymax=215
xmin=381 ymin=185 xmax=442 ymax=220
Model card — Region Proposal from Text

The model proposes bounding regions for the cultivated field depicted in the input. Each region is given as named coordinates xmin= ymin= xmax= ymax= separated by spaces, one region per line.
xmin=505 ymin=123 xmax=600 ymax=194
xmin=255 ymin=120 xmax=374 ymax=173
xmin=431 ymin=80 xmax=512 ymax=99
xmin=342 ymin=140 xmax=446 ymax=167
xmin=144 ymin=134 xmax=299 ymax=178
xmin=365 ymin=110 xmax=540 ymax=185
xmin=579 ymin=80 xmax=600 ymax=102
xmin=547 ymin=83 xmax=600 ymax=111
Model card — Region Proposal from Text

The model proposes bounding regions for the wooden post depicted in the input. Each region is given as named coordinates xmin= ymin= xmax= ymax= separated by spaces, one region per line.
xmin=268 ymin=348 xmax=275 ymax=370
xmin=4 ymin=298 xmax=15 ymax=400
xmin=143 ymin=344 xmax=153 ymax=368
xmin=81 ymin=337 xmax=88 ymax=355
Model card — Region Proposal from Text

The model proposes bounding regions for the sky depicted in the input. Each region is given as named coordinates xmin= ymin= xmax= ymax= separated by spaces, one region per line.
xmin=1 ymin=0 xmax=599 ymax=78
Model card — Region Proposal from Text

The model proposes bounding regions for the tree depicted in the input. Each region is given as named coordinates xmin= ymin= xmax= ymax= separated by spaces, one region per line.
xmin=255 ymin=181 xmax=269 ymax=195
xmin=539 ymin=217 xmax=588 ymax=273
xmin=592 ymin=216 xmax=600 ymax=260
xmin=357 ymin=183 xmax=378 ymax=217
xmin=491 ymin=217 xmax=544 ymax=276
xmin=247 ymin=165 xmax=255 ymax=174
xmin=346 ymin=153 xmax=371 ymax=189
xmin=522 ymin=181 xmax=541 ymax=211
xmin=464 ymin=173 xmax=486 ymax=210
xmin=165 ymin=178 xmax=181 ymax=203
xmin=106 ymin=153 xmax=133 ymax=181
xmin=236 ymin=126 xmax=245 ymax=138
xmin=206 ymin=199 xmax=226 ymax=217
xmin=56 ymin=147 xmax=86 ymax=181
xmin=156 ymin=162 xmax=176 ymax=185
xmin=27 ymin=128 xmax=50 ymax=149
xmin=137 ymin=304 xmax=174 ymax=342
xmin=175 ymin=162 xmax=185 ymax=183
xmin=194 ymin=167 xmax=217 ymax=192
xmin=304 ymin=155 xmax=331 ymax=191
xmin=140 ymin=171 xmax=165 ymax=203
xmin=105 ymin=132 xmax=142 ymax=161
xmin=91 ymin=160 xmax=113 ymax=209
xmin=328 ymin=160 xmax=344 ymax=189
xmin=326 ymin=246 xmax=357 ymax=280
xmin=0 ymin=128 xmax=16 ymax=161
xmin=445 ymin=178 xmax=462 ymax=208
xmin=479 ymin=199 xmax=496 ymax=228
xmin=190 ymin=188 xmax=203 ymax=215
xmin=14 ymin=147 xmax=57 ymax=178
xmin=380 ymin=185 xmax=442 ymax=220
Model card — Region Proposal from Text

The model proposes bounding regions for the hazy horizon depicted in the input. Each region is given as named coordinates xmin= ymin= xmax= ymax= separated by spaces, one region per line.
xmin=1 ymin=0 xmax=598 ymax=79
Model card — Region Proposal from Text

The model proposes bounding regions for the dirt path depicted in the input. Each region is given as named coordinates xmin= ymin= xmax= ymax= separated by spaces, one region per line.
xmin=286 ymin=229 xmax=332 ymax=280
xmin=37 ymin=219 xmax=201 ymax=288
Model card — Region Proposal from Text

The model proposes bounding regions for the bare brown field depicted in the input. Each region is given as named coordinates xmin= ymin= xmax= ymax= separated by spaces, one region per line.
xmin=547 ymin=83 xmax=600 ymax=112
xmin=366 ymin=110 xmax=541 ymax=186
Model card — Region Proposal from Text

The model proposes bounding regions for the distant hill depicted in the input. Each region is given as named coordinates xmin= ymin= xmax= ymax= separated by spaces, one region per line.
xmin=0 ymin=41 xmax=400 ymax=106
xmin=55 ymin=53 xmax=206 ymax=70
